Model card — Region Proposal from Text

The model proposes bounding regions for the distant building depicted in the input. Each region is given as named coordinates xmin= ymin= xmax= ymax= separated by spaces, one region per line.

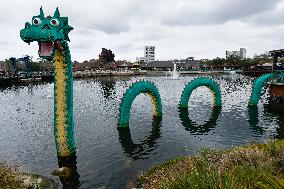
xmin=240 ymin=48 xmax=246 ymax=59
xmin=226 ymin=48 xmax=246 ymax=59
xmin=140 ymin=59 xmax=209 ymax=71
xmin=0 ymin=61 xmax=5 ymax=70
xmin=136 ymin=57 xmax=145 ymax=63
xmin=144 ymin=46 xmax=155 ymax=63
xmin=186 ymin=57 xmax=194 ymax=61
xmin=73 ymin=59 xmax=101 ymax=71
xmin=226 ymin=50 xmax=240 ymax=58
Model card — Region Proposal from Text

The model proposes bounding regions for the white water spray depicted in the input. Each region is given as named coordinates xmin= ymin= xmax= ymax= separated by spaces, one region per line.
xmin=172 ymin=63 xmax=179 ymax=79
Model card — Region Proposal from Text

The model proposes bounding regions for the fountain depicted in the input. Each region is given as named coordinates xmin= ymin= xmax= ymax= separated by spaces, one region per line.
xmin=172 ymin=62 xmax=179 ymax=79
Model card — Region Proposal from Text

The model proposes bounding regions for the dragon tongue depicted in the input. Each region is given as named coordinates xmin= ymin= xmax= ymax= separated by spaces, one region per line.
xmin=39 ymin=41 xmax=53 ymax=57
xmin=54 ymin=40 xmax=64 ymax=50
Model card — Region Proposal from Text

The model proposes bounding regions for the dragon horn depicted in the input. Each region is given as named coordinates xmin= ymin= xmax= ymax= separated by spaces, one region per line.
xmin=53 ymin=7 xmax=60 ymax=18
xmin=40 ymin=6 xmax=44 ymax=17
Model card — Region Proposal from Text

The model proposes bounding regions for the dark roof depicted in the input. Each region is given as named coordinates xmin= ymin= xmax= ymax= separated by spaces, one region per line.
xmin=73 ymin=60 xmax=101 ymax=70
xmin=140 ymin=60 xmax=207 ymax=68
xmin=270 ymin=49 xmax=284 ymax=57
xmin=115 ymin=61 xmax=132 ymax=67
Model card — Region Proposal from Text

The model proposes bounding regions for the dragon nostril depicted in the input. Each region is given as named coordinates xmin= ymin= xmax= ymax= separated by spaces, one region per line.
xmin=25 ymin=23 xmax=30 ymax=29
xmin=43 ymin=25 xmax=50 ymax=30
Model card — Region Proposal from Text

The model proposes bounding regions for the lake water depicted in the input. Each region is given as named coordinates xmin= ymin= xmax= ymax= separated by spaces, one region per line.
xmin=0 ymin=74 xmax=283 ymax=188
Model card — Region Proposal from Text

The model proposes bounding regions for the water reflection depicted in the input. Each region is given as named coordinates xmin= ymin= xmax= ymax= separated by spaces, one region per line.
xmin=0 ymin=82 xmax=52 ymax=92
xmin=178 ymin=106 xmax=221 ymax=135
xmin=247 ymin=106 xmax=265 ymax=135
xmin=2 ymin=75 xmax=284 ymax=188
xmin=264 ymin=100 xmax=284 ymax=139
xmin=56 ymin=154 xmax=80 ymax=189
xmin=98 ymin=77 xmax=116 ymax=99
xmin=117 ymin=116 xmax=162 ymax=160
xmin=27 ymin=84 xmax=34 ymax=95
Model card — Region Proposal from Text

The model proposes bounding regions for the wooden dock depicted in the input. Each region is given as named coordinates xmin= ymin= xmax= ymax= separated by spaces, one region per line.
xmin=269 ymin=82 xmax=284 ymax=98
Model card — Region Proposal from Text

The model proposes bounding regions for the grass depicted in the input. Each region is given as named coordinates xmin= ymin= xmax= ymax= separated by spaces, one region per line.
xmin=137 ymin=140 xmax=284 ymax=189
xmin=0 ymin=162 xmax=25 ymax=189
xmin=0 ymin=162 xmax=58 ymax=189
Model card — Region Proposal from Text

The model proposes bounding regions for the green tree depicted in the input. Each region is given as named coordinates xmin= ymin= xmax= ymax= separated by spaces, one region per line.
xmin=209 ymin=57 xmax=226 ymax=67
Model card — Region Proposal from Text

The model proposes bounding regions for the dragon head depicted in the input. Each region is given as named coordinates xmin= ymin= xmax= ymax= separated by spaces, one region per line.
xmin=20 ymin=7 xmax=73 ymax=60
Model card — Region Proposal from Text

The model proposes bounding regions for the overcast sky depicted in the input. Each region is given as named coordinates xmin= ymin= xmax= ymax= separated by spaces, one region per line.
xmin=1 ymin=0 xmax=284 ymax=62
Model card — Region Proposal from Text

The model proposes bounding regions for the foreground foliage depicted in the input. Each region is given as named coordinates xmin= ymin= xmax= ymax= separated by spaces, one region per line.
xmin=0 ymin=163 xmax=25 ymax=189
xmin=138 ymin=140 xmax=284 ymax=189
xmin=0 ymin=162 xmax=57 ymax=189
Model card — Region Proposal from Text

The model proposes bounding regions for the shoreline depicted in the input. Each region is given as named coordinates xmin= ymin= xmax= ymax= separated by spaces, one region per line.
xmin=0 ymin=162 xmax=58 ymax=189
xmin=137 ymin=139 xmax=284 ymax=189
xmin=0 ymin=70 xmax=230 ymax=85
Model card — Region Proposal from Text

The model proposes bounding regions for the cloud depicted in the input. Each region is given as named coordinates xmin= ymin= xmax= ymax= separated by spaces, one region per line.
xmin=161 ymin=0 xmax=282 ymax=26
xmin=65 ymin=0 xmax=156 ymax=34
xmin=245 ymin=2 xmax=284 ymax=26
xmin=0 ymin=0 xmax=284 ymax=61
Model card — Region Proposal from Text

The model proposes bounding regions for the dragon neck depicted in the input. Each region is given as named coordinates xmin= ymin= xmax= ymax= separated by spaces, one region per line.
xmin=53 ymin=42 xmax=75 ymax=157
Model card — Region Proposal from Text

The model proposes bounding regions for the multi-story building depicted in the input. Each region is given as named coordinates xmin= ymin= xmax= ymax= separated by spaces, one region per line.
xmin=144 ymin=46 xmax=155 ymax=63
xmin=226 ymin=48 xmax=246 ymax=59
xmin=240 ymin=48 xmax=246 ymax=59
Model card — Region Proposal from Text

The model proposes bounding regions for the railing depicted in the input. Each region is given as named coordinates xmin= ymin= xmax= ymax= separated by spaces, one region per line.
xmin=273 ymin=70 xmax=284 ymax=74
xmin=270 ymin=70 xmax=284 ymax=84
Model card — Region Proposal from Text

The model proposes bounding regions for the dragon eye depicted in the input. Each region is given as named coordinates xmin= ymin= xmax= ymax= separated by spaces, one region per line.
xmin=32 ymin=18 xmax=42 ymax=26
xmin=50 ymin=19 xmax=60 ymax=26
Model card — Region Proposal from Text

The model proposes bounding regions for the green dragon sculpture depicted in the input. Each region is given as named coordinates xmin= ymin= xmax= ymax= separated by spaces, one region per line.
xmin=20 ymin=7 xmax=75 ymax=157
xmin=248 ymin=73 xmax=273 ymax=106
xmin=118 ymin=80 xmax=163 ymax=127
xmin=179 ymin=77 xmax=222 ymax=108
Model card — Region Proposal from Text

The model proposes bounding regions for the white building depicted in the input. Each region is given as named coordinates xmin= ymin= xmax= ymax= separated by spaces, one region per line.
xmin=136 ymin=57 xmax=145 ymax=62
xmin=240 ymin=48 xmax=246 ymax=59
xmin=144 ymin=46 xmax=155 ymax=63
xmin=226 ymin=48 xmax=246 ymax=59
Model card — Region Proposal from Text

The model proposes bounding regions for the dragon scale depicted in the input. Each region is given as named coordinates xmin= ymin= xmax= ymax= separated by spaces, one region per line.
xmin=53 ymin=44 xmax=75 ymax=157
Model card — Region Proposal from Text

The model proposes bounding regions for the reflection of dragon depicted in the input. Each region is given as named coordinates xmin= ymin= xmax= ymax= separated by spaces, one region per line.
xmin=179 ymin=106 xmax=221 ymax=135
xmin=178 ymin=78 xmax=222 ymax=134
xmin=117 ymin=116 xmax=162 ymax=160
xmin=247 ymin=106 xmax=264 ymax=135
xmin=20 ymin=7 xmax=75 ymax=157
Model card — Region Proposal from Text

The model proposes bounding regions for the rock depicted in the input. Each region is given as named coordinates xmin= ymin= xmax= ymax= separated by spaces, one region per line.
xmin=51 ymin=166 xmax=71 ymax=177
xmin=21 ymin=173 xmax=59 ymax=189
xmin=22 ymin=175 xmax=33 ymax=186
